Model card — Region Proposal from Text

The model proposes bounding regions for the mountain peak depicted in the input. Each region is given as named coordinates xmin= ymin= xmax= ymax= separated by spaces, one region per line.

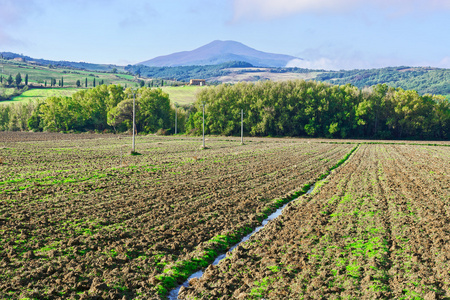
xmin=138 ymin=40 xmax=300 ymax=68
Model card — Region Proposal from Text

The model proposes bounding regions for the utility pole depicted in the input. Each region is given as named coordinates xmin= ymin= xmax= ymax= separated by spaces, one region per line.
xmin=241 ymin=109 xmax=244 ymax=145
xmin=202 ymin=102 xmax=206 ymax=148
xmin=132 ymin=93 xmax=136 ymax=153
xmin=174 ymin=103 xmax=178 ymax=135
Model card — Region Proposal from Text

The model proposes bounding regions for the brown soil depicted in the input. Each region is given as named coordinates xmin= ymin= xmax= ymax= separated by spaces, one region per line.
xmin=180 ymin=144 xmax=450 ymax=299
xmin=0 ymin=133 xmax=353 ymax=299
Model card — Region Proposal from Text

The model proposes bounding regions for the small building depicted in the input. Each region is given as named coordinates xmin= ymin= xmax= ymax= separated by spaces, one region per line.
xmin=13 ymin=57 xmax=25 ymax=62
xmin=190 ymin=79 xmax=206 ymax=86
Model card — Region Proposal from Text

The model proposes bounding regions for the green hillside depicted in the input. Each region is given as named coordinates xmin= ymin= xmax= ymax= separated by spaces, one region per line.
xmin=2 ymin=53 xmax=449 ymax=103
xmin=0 ymin=52 xmax=125 ymax=72
xmin=1 ymin=88 xmax=81 ymax=105
xmin=0 ymin=58 xmax=137 ymax=88
xmin=315 ymin=67 xmax=450 ymax=97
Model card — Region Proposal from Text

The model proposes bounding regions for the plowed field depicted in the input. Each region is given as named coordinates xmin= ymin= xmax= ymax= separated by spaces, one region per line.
xmin=180 ymin=144 xmax=450 ymax=299
xmin=0 ymin=132 xmax=355 ymax=299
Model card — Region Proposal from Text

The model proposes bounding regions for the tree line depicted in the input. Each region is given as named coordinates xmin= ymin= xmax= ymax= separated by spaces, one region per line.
xmin=0 ymin=74 xmax=107 ymax=89
xmin=0 ymin=73 xmax=28 ymax=87
xmin=186 ymin=80 xmax=449 ymax=140
xmin=1 ymin=84 xmax=187 ymax=133
xmin=0 ymin=80 xmax=448 ymax=140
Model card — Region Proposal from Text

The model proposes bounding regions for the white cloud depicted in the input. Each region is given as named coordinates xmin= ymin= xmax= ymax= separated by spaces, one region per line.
xmin=439 ymin=57 xmax=450 ymax=68
xmin=232 ymin=0 xmax=450 ymax=20
xmin=287 ymin=58 xmax=369 ymax=70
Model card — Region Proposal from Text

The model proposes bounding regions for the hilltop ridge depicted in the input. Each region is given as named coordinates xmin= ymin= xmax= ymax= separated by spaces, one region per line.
xmin=138 ymin=40 xmax=301 ymax=68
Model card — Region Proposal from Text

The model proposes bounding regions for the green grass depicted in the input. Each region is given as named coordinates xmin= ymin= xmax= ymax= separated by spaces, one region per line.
xmin=161 ymin=86 xmax=206 ymax=105
xmin=0 ymin=88 xmax=82 ymax=105
xmin=115 ymin=73 xmax=135 ymax=80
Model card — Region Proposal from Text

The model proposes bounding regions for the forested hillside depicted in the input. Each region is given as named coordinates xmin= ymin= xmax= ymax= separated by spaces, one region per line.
xmin=316 ymin=67 xmax=450 ymax=97
xmin=125 ymin=61 xmax=254 ymax=82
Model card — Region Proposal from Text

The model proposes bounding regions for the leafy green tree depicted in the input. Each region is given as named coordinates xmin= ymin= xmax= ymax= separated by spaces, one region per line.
xmin=39 ymin=96 xmax=85 ymax=131
xmin=76 ymin=80 xmax=81 ymax=87
xmin=106 ymin=84 xmax=125 ymax=110
xmin=136 ymin=87 xmax=173 ymax=133
xmin=27 ymin=102 xmax=44 ymax=131
xmin=431 ymin=95 xmax=450 ymax=139
xmin=107 ymin=98 xmax=134 ymax=130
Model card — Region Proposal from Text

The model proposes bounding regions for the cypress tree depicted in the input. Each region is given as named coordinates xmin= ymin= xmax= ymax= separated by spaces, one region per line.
xmin=7 ymin=75 xmax=13 ymax=86
xmin=85 ymin=78 xmax=88 ymax=87
xmin=93 ymin=78 xmax=96 ymax=87
xmin=61 ymin=77 xmax=64 ymax=87
xmin=15 ymin=73 xmax=22 ymax=86
xmin=25 ymin=74 xmax=28 ymax=85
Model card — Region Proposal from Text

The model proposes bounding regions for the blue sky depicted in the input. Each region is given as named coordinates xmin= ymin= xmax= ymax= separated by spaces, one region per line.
xmin=1 ymin=0 xmax=449 ymax=70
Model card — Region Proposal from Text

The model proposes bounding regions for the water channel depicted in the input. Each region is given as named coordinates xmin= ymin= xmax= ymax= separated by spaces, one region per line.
xmin=168 ymin=184 xmax=315 ymax=299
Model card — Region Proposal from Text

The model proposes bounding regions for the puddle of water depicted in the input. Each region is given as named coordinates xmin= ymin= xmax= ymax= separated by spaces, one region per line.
xmin=168 ymin=183 xmax=315 ymax=300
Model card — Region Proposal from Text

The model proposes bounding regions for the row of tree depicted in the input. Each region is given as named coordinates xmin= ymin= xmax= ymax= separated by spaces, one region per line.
xmin=0 ymin=81 xmax=448 ymax=139
xmin=185 ymin=81 xmax=449 ymax=139
xmin=0 ymin=73 xmax=29 ymax=87
xmin=0 ymin=74 xmax=106 ymax=88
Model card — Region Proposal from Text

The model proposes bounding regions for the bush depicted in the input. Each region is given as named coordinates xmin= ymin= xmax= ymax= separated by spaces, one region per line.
xmin=156 ymin=128 xmax=169 ymax=136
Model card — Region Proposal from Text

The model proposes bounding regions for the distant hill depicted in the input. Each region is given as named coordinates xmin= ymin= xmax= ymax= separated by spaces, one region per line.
xmin=315 ymin=67 xmax=450 ymax=96
xmin=2 ymin=51 xmax=448 ymax=98
xmin=138 ymin=40 xmax=300 ymax=68
xmin=0 ymin=52 xmax=123 ymax=72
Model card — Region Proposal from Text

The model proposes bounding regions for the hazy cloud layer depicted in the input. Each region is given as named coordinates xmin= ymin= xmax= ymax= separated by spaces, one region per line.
xmin=233 ymin=0 xmax=450 ymax=20
xmin=0 ymin=0 xmax=39 ymax=45
xmin=287 ymin=55 xmax=450 ymax=70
